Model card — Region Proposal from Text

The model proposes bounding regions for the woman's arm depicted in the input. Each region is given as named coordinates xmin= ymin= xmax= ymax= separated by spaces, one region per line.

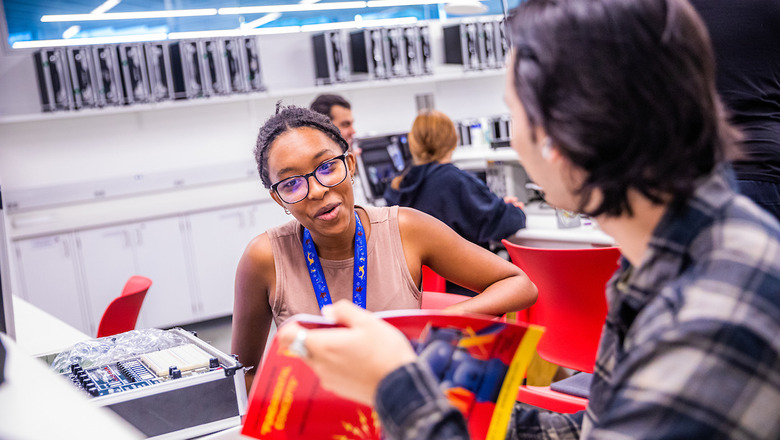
xmin=398 ymin=207 xmax=537 ymax=316
xmin=231 ymin=233 xmax=275 ymax=392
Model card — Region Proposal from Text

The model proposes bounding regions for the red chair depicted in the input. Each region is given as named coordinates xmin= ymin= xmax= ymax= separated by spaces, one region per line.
xmin=502 ymin=240 xmax=620 ymax=413
xmin=96 ymin=275 xmax=152 ymax=338
xmin=421 ymin=265 xmax=447 ymax=293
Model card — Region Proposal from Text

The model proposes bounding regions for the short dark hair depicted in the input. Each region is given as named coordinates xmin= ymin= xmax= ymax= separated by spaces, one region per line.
xmin=255 ymin=102 xmax=349 ymax=189
xmin=310 ymin=94 xmax=351 ymax=120
xmin=508 ymin=0 xmax=739 ymax=217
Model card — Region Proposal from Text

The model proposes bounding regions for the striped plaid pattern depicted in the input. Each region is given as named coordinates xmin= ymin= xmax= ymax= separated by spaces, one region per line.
xmin=376 ymin=168 xmax=780 ymax=439
xmin=582 ymin=168 xmax=780 ymax=439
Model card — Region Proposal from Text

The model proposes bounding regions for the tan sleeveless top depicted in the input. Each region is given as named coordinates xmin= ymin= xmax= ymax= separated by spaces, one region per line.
xmin=267 ymin=205 xmax=421 ymax=325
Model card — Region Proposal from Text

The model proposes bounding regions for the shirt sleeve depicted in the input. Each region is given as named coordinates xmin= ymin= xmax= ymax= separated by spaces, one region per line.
xmin=508 ymin=405 xmax=583 ymax=440
xmin=374 ymin=359 xmax=585 ymax=440
xmin=449 ymin=173 xmax=526 ymax=245
xmin=584 ymin=318 xmax=780 ymax=439
xmin=375 ymin=360 xmax=470 ymax=440
xmin=384 ymin=186 xmax=401 ymax=206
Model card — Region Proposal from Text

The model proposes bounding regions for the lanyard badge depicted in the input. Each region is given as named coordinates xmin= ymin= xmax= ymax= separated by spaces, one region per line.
xmin=302 ymin=211 xmax=367 ymax=310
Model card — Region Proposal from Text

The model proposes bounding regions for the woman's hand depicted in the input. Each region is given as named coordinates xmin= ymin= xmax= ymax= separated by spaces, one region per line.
xmin=503 ymin=196 xmax=525 ymax=210
xmin=276 ymin=301 xmax=418 ymax=407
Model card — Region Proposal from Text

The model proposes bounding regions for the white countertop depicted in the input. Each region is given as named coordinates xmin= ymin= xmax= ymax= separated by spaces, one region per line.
xmin=510 ymin=204 xmax=616 ymax=248
xmin=12 ymin=295 xmax=91 ymax=357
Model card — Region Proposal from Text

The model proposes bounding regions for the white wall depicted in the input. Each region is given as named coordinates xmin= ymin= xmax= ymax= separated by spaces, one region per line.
xmin=0 ymin=30 xmax=508 ymax=193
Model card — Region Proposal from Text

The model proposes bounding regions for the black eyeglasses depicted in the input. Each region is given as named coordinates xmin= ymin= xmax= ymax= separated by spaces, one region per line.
xmin=271 ymin=153 xmax=349 ymax=204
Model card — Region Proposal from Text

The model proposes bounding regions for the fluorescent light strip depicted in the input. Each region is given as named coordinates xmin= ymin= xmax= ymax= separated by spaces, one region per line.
xmin=242 ymin=13 xmax=282 ymax=30
xmin=219 ymin=1 xmax=366 ymax=15
xmin=367 ymin=0 xmax=442 ymax=6
xmin=12 ymin=33 xmax=168 ymax=48
xmin=301 ymin=16 xmax=417 ymax=31
xmin=62 ymin=25 xmax=81 ymax=39
xmin=61 ymin=0 xmax=121 ymax=39
xmin=91 ymin=0 xmax=122 ymax=15
xmin=168 ymin=25 xmax=302 ymax=39
xmin=41 ymin=8 xmax=217 ymax=22
xmin=172 ymin=16 xmax=417 ymax=39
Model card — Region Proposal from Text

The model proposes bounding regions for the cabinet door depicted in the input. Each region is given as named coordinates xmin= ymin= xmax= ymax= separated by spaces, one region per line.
xmin=186 ymin=202 xmax=287 ymax=321
xmin=133 ymin=217 xmax=197 ymax=329
xmin=77 ymin=225 xmax=137 ymax=335
xmin=13 ymin=234 xmax=89 ymax=334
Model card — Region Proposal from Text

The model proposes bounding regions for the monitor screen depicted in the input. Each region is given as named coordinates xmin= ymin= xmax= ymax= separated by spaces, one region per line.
xmin=355 ymin=132 xmax=412 ymax=202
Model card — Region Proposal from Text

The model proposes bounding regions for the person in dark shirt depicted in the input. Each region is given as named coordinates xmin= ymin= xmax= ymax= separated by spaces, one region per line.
xmin=384 ymin=110 xmax=526 ymax=296
xmin=690 ymin=0 xmax=780 ymax=220
xmin=384 ymin=110 xmax=526 ymax=249
xmin=310 ymin=94 xmax=357 ymax=150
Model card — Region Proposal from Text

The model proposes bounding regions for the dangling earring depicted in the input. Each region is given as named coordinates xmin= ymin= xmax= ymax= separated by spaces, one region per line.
xmin=351 ymin=175 xmax=355 ymax=185
xmin=284 ymin=207 xmax=291 ymax=215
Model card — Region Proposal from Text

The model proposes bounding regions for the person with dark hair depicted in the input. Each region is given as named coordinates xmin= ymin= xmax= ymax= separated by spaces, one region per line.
xmin=232 ymin=103 xmax=538 ymax=390
xmin=276 ymin=0 xmax=780 ymax=438
xmin=384 ymin=110 xmax=526 ymax=296
xmin=310 ymin=93 xmax=356 ymax=148
xmin=689 ymin=0 xmax=780 ymax=221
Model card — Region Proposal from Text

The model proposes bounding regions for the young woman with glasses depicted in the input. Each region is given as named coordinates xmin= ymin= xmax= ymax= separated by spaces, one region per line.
xmin=231 ymin=104 xmax=538 ymax=390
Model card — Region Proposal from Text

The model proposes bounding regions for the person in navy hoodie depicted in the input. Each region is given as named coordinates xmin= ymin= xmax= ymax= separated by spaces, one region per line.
xmin=384 ymin=110 xmax=527 ymax=296
xmin=384 ymin=110 xmax=526 ymax=249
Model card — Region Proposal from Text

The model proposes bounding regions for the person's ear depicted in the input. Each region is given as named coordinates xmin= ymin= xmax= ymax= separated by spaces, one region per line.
xmin=541 ymin=137 xmax=553 ymax=159
xmin=540 ymin=137 xmax=560 ymax=162
xmin=346 ymin=151 xmax=357 ymax=176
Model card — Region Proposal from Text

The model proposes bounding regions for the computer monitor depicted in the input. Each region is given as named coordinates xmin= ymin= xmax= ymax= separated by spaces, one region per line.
xmin=355 ymin=132 xmax=413 ymax=202
xmin=0 ymin=187 xmax=15 ymax=339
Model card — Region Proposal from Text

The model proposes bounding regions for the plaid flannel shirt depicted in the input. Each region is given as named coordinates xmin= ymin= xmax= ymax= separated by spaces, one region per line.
xmin=375 ymin=167 xmax=780 ymax=439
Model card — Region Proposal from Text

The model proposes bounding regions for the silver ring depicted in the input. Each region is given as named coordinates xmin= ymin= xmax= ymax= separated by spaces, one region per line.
xmin=288 ymin=328 xmax=310 ymax=358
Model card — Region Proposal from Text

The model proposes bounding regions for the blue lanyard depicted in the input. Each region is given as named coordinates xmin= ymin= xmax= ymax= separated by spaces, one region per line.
xmin=302 ymin=211 xmax=367 ymax=310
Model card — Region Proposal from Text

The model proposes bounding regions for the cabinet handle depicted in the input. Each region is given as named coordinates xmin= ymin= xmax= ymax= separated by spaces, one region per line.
xmin=136 ymin=229 xmax=144 ymax=246
xmin=62 ymin=239 xmax=70 ymax=258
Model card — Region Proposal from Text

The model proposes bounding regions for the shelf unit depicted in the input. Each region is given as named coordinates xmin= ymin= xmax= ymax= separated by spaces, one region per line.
xmin=0 ymin=66 xmax=504 ymax=124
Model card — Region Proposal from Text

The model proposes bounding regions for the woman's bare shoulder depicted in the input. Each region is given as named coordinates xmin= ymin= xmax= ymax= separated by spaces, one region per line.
xmin=238 ymin=232 xmax=275 ymax=276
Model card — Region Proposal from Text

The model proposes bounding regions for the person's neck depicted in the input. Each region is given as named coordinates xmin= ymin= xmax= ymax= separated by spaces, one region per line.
xmin=596 ymin=191 xmax=669 ymax=267
xmin=308 ymin=210 xmax=358 ymax=260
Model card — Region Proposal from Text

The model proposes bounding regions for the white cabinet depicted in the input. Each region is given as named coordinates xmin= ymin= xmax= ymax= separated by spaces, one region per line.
xmin=185 ymin=201 xmax=288 ymax=321
xmin=10 ymin=201 xmax=287 ymax=334
xmin=77 ymin=225 xmax=138 ymax=335
xmin=13 ymin=233 xmax=90 ymax=334
xmin=76 ymin=217 xmax=196 ymax=335
xmin=131 ymin=218 xmax=196 ymax=329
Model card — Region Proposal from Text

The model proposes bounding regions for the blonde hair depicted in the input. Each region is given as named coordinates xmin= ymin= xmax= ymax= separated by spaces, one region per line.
xmin=409 ymin=110 xmax=458 ymax=164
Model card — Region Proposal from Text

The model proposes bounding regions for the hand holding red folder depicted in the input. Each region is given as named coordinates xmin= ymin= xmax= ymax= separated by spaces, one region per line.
xmin=276 ymin=300 xmax=418 ymax=406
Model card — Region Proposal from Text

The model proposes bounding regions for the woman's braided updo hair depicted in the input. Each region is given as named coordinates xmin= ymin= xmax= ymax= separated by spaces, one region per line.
xmin=255 ymin=102 xmax=349 ymax=189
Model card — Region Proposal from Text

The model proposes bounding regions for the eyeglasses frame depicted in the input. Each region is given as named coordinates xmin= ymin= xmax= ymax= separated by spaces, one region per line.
xmin=270 ymin=152 xmax=350 ymax=204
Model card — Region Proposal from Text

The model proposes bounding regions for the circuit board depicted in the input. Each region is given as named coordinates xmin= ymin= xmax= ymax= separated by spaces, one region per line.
xmin=65 ymin=343 xmax=222 ymax=398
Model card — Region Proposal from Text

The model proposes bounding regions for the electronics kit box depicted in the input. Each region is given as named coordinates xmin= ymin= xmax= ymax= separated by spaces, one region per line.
xmin=50 ymin=327 xmax=248 ymax=440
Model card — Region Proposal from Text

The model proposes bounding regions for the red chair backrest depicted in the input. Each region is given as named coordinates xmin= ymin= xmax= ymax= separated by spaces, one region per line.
xmin=421 ymin=265 xmax=447 ymax=293
xmin=502 ymin=241 xmax=620 ymax=372
xmin=96 ymin=275 xmax=152 ymax=338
